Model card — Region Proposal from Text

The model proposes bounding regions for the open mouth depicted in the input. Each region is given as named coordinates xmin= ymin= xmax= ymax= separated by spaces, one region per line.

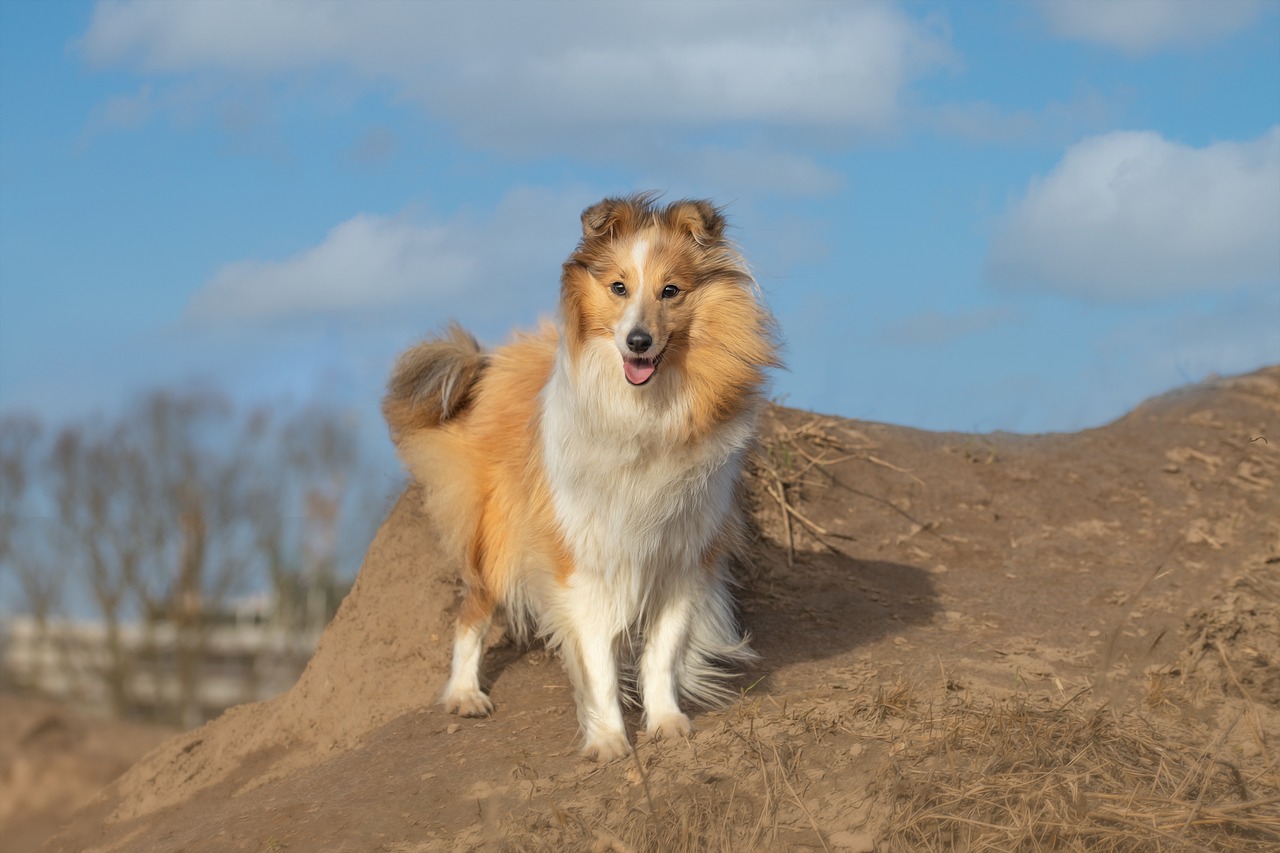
xmin=623 ymin=352 xmax=662 ymax=386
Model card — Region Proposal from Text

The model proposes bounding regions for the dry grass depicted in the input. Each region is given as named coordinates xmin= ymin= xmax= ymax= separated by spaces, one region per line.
xmin=881 ymin=692 xmax=1280 ymax=853
xmin=748 ymin=409 xmax=946 ymax=570
xmin=750 ymin=414 xmax=872 ymax=565
xmin=490 ymin=691 xmax=866 ymax=853
xmin=484 ymin=678 xmax=1277 ymax=853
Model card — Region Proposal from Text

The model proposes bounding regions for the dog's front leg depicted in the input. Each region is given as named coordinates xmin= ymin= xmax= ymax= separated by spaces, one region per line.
xmin=565 ymin=609 xmax=630 ymax=761
xmin=639 ymin=589 xmax=694 ymax=739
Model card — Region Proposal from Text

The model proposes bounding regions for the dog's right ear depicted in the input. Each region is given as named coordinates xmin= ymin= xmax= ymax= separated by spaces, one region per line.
xmin=581 ymin=198 xmax=628 ymax=239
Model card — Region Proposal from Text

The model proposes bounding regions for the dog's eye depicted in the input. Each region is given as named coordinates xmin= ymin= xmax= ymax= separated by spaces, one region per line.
xmin=661 ymin=284 xmax=680 ymax=299
xmin=610 ymin=281 xmax=627 ymax=296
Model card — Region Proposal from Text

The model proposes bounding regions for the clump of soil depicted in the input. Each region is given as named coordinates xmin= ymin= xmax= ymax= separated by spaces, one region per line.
xmin=1182 ymin=562 xmax=1280 ymax=713
xmin=38 ymin=366 xmax=1280 ymax=853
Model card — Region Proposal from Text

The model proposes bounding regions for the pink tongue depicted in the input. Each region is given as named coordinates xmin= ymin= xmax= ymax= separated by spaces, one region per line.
xmin=623 ymin=358 xmax=656 ymax=385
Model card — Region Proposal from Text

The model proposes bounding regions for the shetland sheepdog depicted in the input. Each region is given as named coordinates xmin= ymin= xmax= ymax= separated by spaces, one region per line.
xmin=383 ymin=194 xmax=778 ymax=761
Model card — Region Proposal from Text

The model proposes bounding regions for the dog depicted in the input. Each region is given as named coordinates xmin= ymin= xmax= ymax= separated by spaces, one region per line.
xmin=382 ymin=193 xmax=778 ymax=760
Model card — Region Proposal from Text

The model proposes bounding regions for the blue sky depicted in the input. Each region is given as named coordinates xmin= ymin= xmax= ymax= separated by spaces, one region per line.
xmin=1 ymin=0 xmax=1278 ymax=443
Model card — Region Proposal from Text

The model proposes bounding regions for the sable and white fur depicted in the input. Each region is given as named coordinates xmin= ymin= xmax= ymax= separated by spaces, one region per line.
xmin=383 ymin=194 xmax=778 ymax=760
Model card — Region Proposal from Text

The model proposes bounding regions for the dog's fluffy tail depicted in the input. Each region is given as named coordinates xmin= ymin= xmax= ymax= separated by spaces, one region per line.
xmin=383 ymin=323 xmax=488 ymax=443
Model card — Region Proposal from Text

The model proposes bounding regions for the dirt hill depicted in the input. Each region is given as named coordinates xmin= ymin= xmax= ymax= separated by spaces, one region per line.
xmin=0 ymin=696 xmax=170 ymax=853
xmin=40 ymin=368 xmax=1280 ymax=852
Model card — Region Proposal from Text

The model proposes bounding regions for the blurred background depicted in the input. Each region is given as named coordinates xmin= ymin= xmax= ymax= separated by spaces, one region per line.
xmin=0 ymin=0 xmax=1277 ymax=743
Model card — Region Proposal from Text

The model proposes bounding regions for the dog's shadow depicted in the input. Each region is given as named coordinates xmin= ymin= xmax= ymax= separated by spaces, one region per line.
xmin=736 ymin=536 xmax=938 ymax=690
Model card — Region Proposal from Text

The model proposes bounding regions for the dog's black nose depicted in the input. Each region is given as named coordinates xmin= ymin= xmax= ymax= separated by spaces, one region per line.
xmin=626 ymin=328 xmax=652 ymax=354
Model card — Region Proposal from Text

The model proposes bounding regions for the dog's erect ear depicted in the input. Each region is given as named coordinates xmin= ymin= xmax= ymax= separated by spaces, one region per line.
xmin=667 ymin=200 xmax=725 ymax=246
xmin=581 ymin=198 xmax=630 ymax=239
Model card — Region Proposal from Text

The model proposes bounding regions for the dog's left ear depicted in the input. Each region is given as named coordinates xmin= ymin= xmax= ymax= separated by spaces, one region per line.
xmin=667 ymin=200 xmax=725 ymax=246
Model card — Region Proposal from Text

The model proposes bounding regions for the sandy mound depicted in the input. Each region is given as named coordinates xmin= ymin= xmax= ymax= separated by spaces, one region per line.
xmin=0 ymin=696 xmax=169 ymax=853
xmin=42 ymin=367 xmax=1280 ymax=853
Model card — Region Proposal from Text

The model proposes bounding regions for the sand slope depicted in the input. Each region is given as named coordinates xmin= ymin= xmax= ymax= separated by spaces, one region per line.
xmin=41 ymin=368 xmax=1280 ymax=852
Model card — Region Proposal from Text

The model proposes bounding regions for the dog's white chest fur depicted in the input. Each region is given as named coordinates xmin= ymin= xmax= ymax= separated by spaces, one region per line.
xmin=540 ymin=340 xmax=753 ymax=628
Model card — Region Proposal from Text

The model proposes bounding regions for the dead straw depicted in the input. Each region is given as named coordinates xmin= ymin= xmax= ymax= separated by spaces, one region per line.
xmin=882 ymin=693 xmax=1280 ymax=852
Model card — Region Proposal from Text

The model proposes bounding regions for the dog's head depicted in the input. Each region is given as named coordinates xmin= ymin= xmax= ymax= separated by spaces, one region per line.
xmin=560 ymin=193 xmax=771 ymax=391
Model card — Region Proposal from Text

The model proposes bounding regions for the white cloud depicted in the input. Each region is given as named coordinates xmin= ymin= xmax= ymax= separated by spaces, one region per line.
xmin=1039 ymin=0 xmax=1266 ymax=54
xmin=83 ymin=82 xmax=157 ymax=133
xmin=885 ymin=307 xmax=1019 ymax=347
xmin=185 ymin=187 xmax=593 ymax=326
xmin=644 ymin=144 xmax=846 ymax=197
xmin=987 ymin=127 xmax=1280 ymax=300
xmin=187 ymin=215 xmax=470 ymax=323
xmin=925 ymin=93 xmax=1115 ymax=147
xmin=80 ymin=0 xmax=950 ymax=140
xmin=345 ymin=126 xmax=397 ymax=166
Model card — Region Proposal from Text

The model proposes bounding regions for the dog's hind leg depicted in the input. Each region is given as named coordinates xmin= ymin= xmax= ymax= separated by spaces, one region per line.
xmin=441 ymin=585 xmax=495 ymax=717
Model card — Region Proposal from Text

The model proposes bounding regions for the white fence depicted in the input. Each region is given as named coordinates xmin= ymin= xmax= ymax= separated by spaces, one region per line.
xmin=2 ymin=611 xmax=321 ymax=724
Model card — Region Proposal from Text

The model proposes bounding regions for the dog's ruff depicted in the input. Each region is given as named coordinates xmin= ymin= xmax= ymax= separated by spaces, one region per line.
xmin=383 ymin=193 xmax=778 ymax=761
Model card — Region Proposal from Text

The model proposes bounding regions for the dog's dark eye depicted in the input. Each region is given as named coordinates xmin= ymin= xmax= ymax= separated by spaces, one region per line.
xmin=661 ymin=284 xmax=680 ymax=299
xmin=610 ymin=281 xmax=627 ymax=296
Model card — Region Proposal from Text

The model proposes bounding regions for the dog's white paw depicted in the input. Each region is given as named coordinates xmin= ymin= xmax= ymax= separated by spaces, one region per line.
xmin=645 ymin=712 xmax=693 ymax=740
xmin=443 ymin=687 xmax=493 ymax=718
xmin=582 ymin=729 xmax=631 ymax=762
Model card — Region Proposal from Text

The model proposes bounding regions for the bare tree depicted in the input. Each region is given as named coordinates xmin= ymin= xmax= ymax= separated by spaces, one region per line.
xmin=0 ymin=415 xmax=68 ymax=691
xmin=6 ymin=387 xmax=369 ymax=724
xmin=0 ymin=415 xmax=62 ymax=623
xmin=121 ymin=390 xmax=260 ymax=726
xmin=284 ymin=405 xmax=357 ymax=631
xmin=42 ymin=390 xmax=254 ymax=722
xmin=48 ymin=425 xmax=144 ymax=716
